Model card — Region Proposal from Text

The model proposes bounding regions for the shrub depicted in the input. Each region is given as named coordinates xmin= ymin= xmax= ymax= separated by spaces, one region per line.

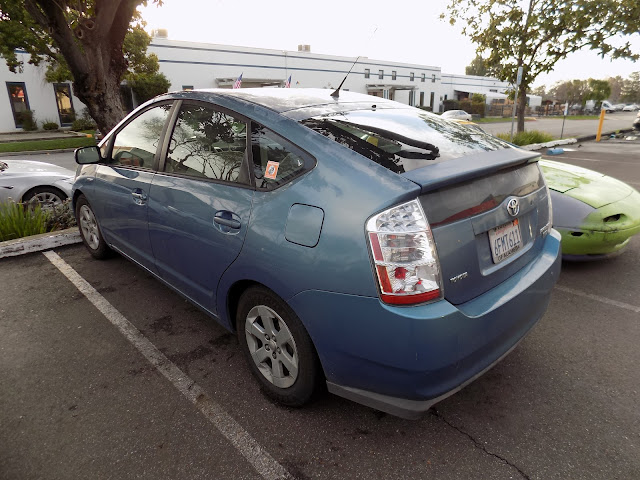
xmin=496 ymin=130 xmax=555 ymax=146
xmin=0 ymin=201 xmax=48 ymax=241
xmin=71 ymin=109 xmax=96 ymax=131
xmin=42 ymin=120 xmax=59 ymax=130
xmin=20 ymin=110 xmax=38 ymax=131
xmin=45 ymin=199 xmax=76 ymax=231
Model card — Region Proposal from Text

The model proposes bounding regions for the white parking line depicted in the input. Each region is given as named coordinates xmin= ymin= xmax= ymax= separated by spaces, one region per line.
xmin=43 ymin=251 xmax=293 ymax=480
xmin=555 ymin=285 xmax=640 ymax=314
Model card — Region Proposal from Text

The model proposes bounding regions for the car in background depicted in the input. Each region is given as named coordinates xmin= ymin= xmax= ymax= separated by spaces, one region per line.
xmin=633 ymin=112 xmax=640 ymax=130
xmin=0 ymin=159 xmax=74 ymax=207
xmin=622 ymin=104 xmax=639 ymax=112
xmin=72 ymin=88 xmax=560 ymax=419
xmin=540 ymin=160 xmax=640 ymax=260
xmin=441 ymin=109 xmax=472 ymax=121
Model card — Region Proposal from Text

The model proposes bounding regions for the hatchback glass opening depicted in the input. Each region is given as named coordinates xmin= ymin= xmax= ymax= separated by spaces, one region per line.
xmin=302 ymin=109 xmax=510 ymax=173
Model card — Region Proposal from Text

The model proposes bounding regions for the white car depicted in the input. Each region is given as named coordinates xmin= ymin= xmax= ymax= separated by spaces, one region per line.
xmin=0 ymin=159 xmax=74 ymax=207
xmin=441 ymin=109 xmax=473 ymax=121
xmin=622 ymin=104 xmax=639 ymax=112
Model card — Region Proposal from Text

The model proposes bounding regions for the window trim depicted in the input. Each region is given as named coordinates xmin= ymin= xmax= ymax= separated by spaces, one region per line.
xmin=6 ymin=82 xmax=31 ymax=128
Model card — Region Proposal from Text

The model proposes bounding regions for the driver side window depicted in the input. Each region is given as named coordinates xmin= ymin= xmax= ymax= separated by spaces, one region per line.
xmin=110 ymin=104 xmax=171 ymax=168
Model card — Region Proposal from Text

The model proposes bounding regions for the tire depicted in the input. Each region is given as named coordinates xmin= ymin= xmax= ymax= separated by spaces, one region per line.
xmin=75 ymin=194 xmax=111 ymax=259
xmin=237 ymin=286 xmax=323 ymax=407
xmin=23 ymin=186 xmax=66 ymax=208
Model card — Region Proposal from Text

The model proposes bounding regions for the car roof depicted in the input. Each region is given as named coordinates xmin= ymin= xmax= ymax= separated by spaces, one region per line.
xmin=163 ymin=88 xmax=403 ymax=118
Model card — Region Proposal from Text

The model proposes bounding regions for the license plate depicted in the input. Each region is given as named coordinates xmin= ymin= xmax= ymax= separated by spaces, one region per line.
xmin=489 ymin=219 xmax=522 ymax=264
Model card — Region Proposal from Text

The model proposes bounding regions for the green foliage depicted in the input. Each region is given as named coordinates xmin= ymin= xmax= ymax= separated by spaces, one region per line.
xmin=585 ymin=79 xmax=611 ymax=103
xmin=471 ymin=93 xmax=486 ymax=104
xmin=465 ymin=55 xmax=490 ymax=76
xmin=0 ymin=201 xmax=48 ymax=241
xmin=442 ymin=0 xmax=640 ymax=132
xmin=42 ymin=120 xmax=59 ymax=130
xmin=45 ymin=199 xmax=76 ymax=232
xmin=496 ymin=130 xmax=554 ymax=146
xmin=620 ymin=72 xmax=640 ymax=103
xmin=549 ymin=79 xmax=589 ymax=105
xmin=71 ymin=109 xmax=97 ymax=131
xmin=20 ymin=110 xmax=38 ymax=131
xmin=123 ymin=26 xmax=171 ymax=103
xmin=0 ymin=137 xmax=95 ymax=153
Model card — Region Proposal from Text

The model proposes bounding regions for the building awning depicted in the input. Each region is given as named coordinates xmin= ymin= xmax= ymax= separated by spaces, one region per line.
xmin=367 ymin=84 xmax=418 ymax=92
xmin=216 ymin=77 xmax=284 ymax=88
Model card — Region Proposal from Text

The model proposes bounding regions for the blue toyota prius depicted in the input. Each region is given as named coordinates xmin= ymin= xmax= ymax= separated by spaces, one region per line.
xmin=73 ymin=88 xmax=561 ymax=418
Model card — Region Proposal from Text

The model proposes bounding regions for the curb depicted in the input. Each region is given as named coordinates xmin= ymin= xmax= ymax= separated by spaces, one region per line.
xmin=0 ymin=228 xmax=82 ymax=259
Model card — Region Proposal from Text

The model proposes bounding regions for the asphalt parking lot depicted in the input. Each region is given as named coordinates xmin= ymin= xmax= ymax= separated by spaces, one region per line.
xmin=1 ymin=139 xmax=640 ymax=480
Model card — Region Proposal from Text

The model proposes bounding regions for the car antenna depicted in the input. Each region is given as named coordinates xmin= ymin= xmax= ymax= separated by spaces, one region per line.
xmin=331 ymin=56 xmax=361 ymax=98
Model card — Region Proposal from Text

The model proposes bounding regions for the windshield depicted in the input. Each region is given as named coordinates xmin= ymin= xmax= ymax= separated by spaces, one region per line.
xmin=302 ymin=109 xmax=510 ymax=174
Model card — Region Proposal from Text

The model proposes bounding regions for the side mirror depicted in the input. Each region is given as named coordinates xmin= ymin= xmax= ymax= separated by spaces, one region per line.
xmin=75 ymin=146 xmax=102 ymax=165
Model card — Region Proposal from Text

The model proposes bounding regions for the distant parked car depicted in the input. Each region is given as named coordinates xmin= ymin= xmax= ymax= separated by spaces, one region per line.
xmin=622 ymin=104 xmax=639 ymax=112
xmin=72 ymin=88 xmax=560 ymax=418
xmin=0 ymin=159 xmax=74 ymax=207
xmin=441 ymin=109 xmax=472 ymax=121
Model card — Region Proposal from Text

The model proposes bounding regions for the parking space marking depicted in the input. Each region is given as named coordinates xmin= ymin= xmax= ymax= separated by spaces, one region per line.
xmin=43 ymin=251 xmax=293 ymax=480
xmin=556 ymin=285 xmax=640 ymax=314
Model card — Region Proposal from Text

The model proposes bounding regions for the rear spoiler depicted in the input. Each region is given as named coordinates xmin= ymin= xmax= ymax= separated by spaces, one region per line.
xmin=402 ymin=147 xmax=541 ymax=193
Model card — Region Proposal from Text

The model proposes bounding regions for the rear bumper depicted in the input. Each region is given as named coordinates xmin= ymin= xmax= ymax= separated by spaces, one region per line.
xmin=289 ymin=229 xmax=561 ymax=419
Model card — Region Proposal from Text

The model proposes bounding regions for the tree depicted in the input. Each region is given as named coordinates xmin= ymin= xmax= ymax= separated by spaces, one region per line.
xmin=549 ymin=79 xmax=589 ymax=107
xmin=621 ymin=72 xmax=640 ymax=103
xmin=465 ymin=55 xmax=490 ymax=76
xmin=0 ymin=0 xmax=162 ymax=133
xmin=123 ymin=26 xmax=170 ymax=104
xmin=442 ymin=0 xmax=640 ymax=132
xmin=531 ymin=85 xmax=546 ymax=97
xmin=585 ymin=79 xmax=611 ymax=105
xmin=607 ymin=75 xmax=625 ymax=102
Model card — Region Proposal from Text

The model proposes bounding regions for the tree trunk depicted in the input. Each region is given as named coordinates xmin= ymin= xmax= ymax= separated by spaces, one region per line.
xmin=516 ymin=88 xmax=527 ymax=133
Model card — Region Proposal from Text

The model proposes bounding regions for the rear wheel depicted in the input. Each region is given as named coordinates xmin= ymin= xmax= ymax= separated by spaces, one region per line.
xmin=237 ymin=286 xmax=322 ymax=407
xmin=75 ymin=194 xmax=111 ymax=259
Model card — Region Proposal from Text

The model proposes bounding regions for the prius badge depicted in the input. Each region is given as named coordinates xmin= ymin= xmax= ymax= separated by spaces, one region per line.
xmin=507 ymin=198 xmax=520 ymax=217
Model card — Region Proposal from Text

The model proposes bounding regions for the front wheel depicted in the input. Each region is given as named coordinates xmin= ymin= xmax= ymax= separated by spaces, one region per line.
xmin=75 ymin=194 xmax=111 ymax=259
xmin=237 ymin=286 xmax=323 ymax=407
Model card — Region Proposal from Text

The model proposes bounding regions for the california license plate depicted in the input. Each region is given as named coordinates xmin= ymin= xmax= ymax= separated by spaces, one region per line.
xmin=489 ymin=219 xmax=522 ymax=263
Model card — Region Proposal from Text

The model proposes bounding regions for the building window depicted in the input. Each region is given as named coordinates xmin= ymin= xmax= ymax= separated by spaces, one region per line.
xmin=182 ymin=85 xmax=194 ymax=91
xmin=6 ymin=82 xmax=30 ymax=128
xmin=420 ymin=92 xmax=425 ymax=106
xmin=421 ymin=73 xmax=426 ymax=83
xmin=379 ymin=70 xmax=384 ymax=79
xmin=364 ymin=69 xmax=370 ymax=79
xmin=410 ymin=72 xmax=414 ymax=81
xmin=392 ymin=71 xmax=397 ymax=80
xmin=432 ymin=74 xmax=436 ymax=83
xmin=53 ymin=83 xmax=74 ymax=126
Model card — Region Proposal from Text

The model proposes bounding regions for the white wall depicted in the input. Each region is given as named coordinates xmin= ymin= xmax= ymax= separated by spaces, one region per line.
xmin=0 ymin=50 xmax=84 ymax=132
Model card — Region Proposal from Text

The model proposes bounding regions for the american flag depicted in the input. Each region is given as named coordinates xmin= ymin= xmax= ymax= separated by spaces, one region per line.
xmin=233 ymin=73 xmax=243 ymax=89
xmin=285 ymin=75 xmax=291 ymax=88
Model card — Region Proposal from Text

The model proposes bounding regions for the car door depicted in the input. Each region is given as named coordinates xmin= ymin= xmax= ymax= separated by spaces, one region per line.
xmin=90 ymin=102 xmax=173 ymax=272
xmin=147 ymin=101 xmax=254 ymax=312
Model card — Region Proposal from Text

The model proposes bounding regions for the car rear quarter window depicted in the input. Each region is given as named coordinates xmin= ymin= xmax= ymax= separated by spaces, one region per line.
xmin=165 ymin=103 xmax=249 ymax=184
xmin=302 ymin=109 xmax=510 ymax=173
xmin=110 ymin=104 xmax=172 ymax=168
xmin=250 ymin=123 xmax=311 ymax=190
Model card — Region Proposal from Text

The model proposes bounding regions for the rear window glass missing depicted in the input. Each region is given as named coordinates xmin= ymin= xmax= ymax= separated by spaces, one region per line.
xmin=302 ymin=109 xmax=510 ymax=174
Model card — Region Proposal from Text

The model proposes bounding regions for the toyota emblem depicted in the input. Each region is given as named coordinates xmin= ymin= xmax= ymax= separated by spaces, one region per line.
xmin=507 ymin=198 xmax=520 ymax=217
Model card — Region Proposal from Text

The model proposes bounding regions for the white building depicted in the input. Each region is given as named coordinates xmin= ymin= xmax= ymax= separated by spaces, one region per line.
xmin=0 ymin=34 xmax=539 ymax=132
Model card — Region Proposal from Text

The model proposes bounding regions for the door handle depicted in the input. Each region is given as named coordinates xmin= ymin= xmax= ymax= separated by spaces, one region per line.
xmin=131 ymin=190 xmax=147 ymax=205
xmin=214 ymin=216 xmax=241 ymax=229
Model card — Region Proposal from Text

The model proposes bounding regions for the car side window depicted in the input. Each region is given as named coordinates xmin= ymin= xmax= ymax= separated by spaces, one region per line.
xmin=110 ymin=105 xmax=171 ymax=168
xmin=165 ymin=103 xmax=249 ymax=184
xmin=251 ymin=123 xmax=308 ymax=190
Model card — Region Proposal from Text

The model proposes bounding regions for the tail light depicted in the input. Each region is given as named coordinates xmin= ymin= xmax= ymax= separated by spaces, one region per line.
xmin=541 ymin=183 xmax=553 ymax=237
xmin=366 ymin=199 xmax=442 ymax=305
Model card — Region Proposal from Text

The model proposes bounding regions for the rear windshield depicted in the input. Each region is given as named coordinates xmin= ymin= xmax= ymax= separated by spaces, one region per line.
xmin=302 ymin=109 xmax=510 ymax=174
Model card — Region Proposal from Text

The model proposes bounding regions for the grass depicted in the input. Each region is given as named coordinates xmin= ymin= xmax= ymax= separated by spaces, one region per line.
xmin=496 ymin=130 xmax=555 ymax=146
xmin=0 ymin=136 xmax=96 ymax=153
xmin=0 ymin=202 xmax=48 ymax=241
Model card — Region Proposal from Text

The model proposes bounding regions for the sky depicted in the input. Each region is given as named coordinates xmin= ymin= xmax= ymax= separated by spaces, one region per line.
xmin=138 ymin=0 xmax=640 ymax=89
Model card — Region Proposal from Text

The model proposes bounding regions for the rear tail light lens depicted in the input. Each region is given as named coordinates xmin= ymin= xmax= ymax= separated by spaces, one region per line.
xmin=366 ymin=199 xmax=442 ymax=305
